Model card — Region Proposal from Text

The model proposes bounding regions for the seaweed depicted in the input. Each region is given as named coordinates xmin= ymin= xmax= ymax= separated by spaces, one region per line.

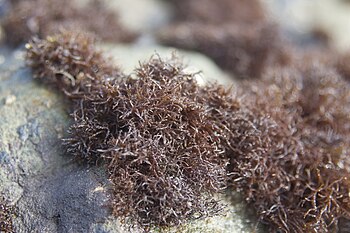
xmin=159 ymin=4 xmax=350 ymax=227
xmin=1 ymin=0 xmax=136 ymax=46
xmin=25 ymin=29 xmax=350 ymax=232
xmin=100 ymin=59 xmax=227 ymax=227
xmin=159 ymin=22 xmax=291 ymax=79
xmin=167 ymin=0 xmax=265 ymax=25
xmin=185 ymin=62 xmax=350 ymax=232
xmin=25 ymin=30 xmax=122 ymax=96
xmin=158 ymin=0 xmax=292 ymax=79
xmin=26 ymin=31 xmax=228 ymax=229
xmin=230 ymin=65 xmax=350 ymax=232
xmin=337 ymin=53 xmax=350 ymax=81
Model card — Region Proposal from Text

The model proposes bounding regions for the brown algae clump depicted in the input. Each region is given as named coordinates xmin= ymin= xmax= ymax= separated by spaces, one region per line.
xmin=96 ymin=59 xmax=228 ymax=227
xmin=25 ymin=31 xmax=350 ymax=232
xmin=159 ymin=0 xmax=291 ymax=79
xmin=26 ymin=30 xmax=122 ymax=96
xmin=26 ymin=31 xmax=228 ymax=229
xmin=229 ymin=65 xmax=350 ymax=232
xmin=2 ymin=0 xmax=136 ymax=46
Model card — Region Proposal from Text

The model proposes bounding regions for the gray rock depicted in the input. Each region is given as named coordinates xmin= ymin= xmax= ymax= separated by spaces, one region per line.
xmin=263 ymin=0 xmax=350 ymax=50
xmin=0 ymin=46 xmax=261 ymax=233
xmin=102 ymin=0 xmax=173 ymax=35
xmin=76 ymin=0 xmax=173 ymax=45
xmin=0 ymin=48 xmax=112 ymax=233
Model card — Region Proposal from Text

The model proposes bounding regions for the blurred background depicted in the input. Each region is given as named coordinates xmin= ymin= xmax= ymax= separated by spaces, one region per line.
xmin=1 ymin=0 xmax=350 ymax=50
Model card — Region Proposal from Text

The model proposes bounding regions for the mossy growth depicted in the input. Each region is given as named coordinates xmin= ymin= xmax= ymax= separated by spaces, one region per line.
xmin=1 ymin=0 xmax=136 ymax=46
xmin=159 ymin=0 xmax=291 ymax=79
xmin=25 ymin=31 xmax=350 ymax=232
xmin=26 ymin=31 xmax=228 ymax=229
xmin=25 ymin=30 xmax=122 ymax=96
xmin=228 ymin=65 xmax=350 ymax=232
xmin=0 ymin=198 xmax=14 ymax=233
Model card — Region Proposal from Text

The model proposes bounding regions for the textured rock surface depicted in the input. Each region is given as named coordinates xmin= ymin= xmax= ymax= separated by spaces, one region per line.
xmin=0 ymin=47 xmax=262 ymax=232
xmin=0 ymin=48 xmax=111 ymax=233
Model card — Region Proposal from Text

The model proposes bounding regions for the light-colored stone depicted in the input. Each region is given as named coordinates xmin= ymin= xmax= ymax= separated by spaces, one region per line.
xmin=102 ymin=43 xmax=235 ymax=86
xmin=4 ymin=94 xmax=16 ymax=105
xmin=263 ymin=0 xmax=350 ymax=50
xmin=0 ymin=48 xmax=112 ymax=233
xmin=102 ymin=0 xmax=173 ymax=34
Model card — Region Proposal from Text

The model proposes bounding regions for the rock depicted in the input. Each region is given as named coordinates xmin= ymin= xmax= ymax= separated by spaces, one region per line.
xmin=101 ymin=0 xmax=173 ymax=34
xmin=263 ymin=0 xmax=350 ymax=50
xmin=74 ymin=0 xmax=173 ymax=44
xmin=0 ymin=46 xmax=261 ymax=233
xmin=102 ymin=43 xmax=235 ymax=86
xmin=0 ymin=47 xmax=112 ymax=233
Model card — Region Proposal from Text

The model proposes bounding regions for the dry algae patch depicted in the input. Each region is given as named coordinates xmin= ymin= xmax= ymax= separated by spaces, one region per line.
xmin=1 ymin=0 xmax=136 ymax=46
xmin=25 ymin=30 xmax=350 ymax=233
xmin=161 ymin=0 xmax=350 ymax=84
xmin=159 ymin=0 xmax=290 ymax=79
xmin=26 ymin=31 xmax=228 ymax=230
xmin=161 ymin=2 xmax=350 ymax=231
xmin=229 ymin=67 xmax=350 ymax=232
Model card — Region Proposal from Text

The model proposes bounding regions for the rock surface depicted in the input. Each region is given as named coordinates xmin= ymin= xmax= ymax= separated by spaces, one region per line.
xmin=102 ymin=0 xmax=172 ymax=34
xmin=102 ymin=43 xmax=235 ymax=86
xmin=0 ymin=46 xmax=262 ymax=232
xmin=0 ymin=47 xmax=111 ymax=233
xmin=263 ymin=0 xmax=350 ymax=50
